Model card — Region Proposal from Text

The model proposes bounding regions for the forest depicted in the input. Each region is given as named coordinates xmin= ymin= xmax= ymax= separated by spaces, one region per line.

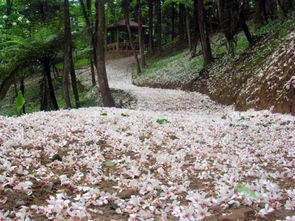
xmin=0 ymin=0 xmax=295 ymax=220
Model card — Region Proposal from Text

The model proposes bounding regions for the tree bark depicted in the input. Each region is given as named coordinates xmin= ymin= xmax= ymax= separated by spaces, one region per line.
xmin=90 ymin=59 xmax=96 ymax=86
xmin=43 ymin=58 xmax=59 ymax=110
xmin=255 ymin=0 xmax=267 ymax=26
xmin=239 ymin=2 xmax=254 ymax=45
xmin=186 ymin=15 xmax=192 ymax=51
xmin=148 ymin=0 xmax=154 ymax=54
xmin=63 ymin=0 xmax=72 ymax=109
xmin=155 ymin=0 xmax=162 ymax=52
xmin=95 ymin=0 xmax=115 ymax=107
xmin=123 ymin=0 xmax=142 ymax=74
xmin=137 ymin=0 xmax=146 ymax=68
xmin=196 ymin=0 xmax=213 ymax=66
xmin=40 ymin=75 xmax=48 ymax=111
xmin=79 ymin=0 xmax=97 ymax=86
xmin=171 ymin=3 xmax=176 ymax=40
xmin=20 ymin=77 xmax=25 ymax=114
xmin=70 ymin=53 xmax=80 ymax=108
xmin=178 ymin=3 xmax=185 ymax=40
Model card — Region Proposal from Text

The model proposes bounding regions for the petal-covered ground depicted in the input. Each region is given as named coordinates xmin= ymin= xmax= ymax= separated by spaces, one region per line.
xmin=1 ymin=58 xmax=295 ymax=221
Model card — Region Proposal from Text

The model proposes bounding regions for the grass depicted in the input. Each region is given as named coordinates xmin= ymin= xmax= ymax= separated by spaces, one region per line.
xmin=134 ymin=51 xmax=203 ymax=86
xmin=56 ymin=58 xmax=91 ymax=70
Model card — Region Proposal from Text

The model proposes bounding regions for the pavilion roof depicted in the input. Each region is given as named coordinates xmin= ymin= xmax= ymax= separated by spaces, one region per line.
xmin=107 ymin=19 xmax=148 ymax=31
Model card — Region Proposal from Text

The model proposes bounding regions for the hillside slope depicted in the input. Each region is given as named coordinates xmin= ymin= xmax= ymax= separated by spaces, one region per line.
xmin=195 ymin=31 xmax=295 ymax=115
xmin=134 ymin=17 xmax=295 ymax=115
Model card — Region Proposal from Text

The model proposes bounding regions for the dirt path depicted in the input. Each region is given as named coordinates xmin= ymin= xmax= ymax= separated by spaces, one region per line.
xmin=105 ymin=56 xmax=230 ymax=114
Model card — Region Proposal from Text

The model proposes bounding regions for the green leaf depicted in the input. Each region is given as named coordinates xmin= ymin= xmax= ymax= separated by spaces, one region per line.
xmin=16 ymin=90 xmax=25 ymax=116
xmin=156 ymin=119 xmax=171 ymax=125
xmin=103 ymin=160 xmax=116 ymax=167
xmin=101 ymin=112 xmax=108 ymax=116
xmin=121 ymin=113 xmax=129 ymax=117
xmin=235 ymin=184 xmax=256 ymax=198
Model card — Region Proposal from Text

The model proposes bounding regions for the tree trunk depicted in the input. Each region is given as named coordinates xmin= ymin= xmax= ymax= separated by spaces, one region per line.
xmin=40 ymin=75 xmax=48 ymax=111
xmin=255 ymin=0 xmax=267 ymax=26
xmin=148 ymin=0 xmax=154 ymax=54
xmin=43 ymin=58 xmax=59 ymax=110
xmin=155 ymin=0 xmax=162 ymax=52
xmin=137 ymin=0 xmax=146 ymax=68
xmin=178 ymin=3 xmax=185 ymax=40
xmin=79 ymin=0 xmax=97 ymax=86
xmin=123 ymin=0 xmax=142 ymax=74
xmin=191 ymin=0 xmax=199 ymax=58
xmin=20 ymin=77 xmax=25 ymax=114
xmin=171 ymin=3 xmax=176 ymax=40
xmin=90 ymin=59 xmax=96 ymax=86
xmin=6 ymin=0 xmax=13 ymax=16
xmin=70 ymin=53 xmax=80 ymax=108
xmin=240 ymin=2 xmax=254 ymax=45
xmin=186 ymin=15 xmax=192 ymax=51
xmin=95 ymin=0 xmax=115 ymax=107
xmin=63 ymin=0 xmax=72 ymax=109
xmin=196 ymin=0 xmax=213 ymax=66
xmin=276 ymin=0 xmax=287 ymax=18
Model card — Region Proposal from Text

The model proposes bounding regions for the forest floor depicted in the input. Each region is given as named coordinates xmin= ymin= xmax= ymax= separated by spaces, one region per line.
xmin=0 ymin=56 xmax=295 ymax=221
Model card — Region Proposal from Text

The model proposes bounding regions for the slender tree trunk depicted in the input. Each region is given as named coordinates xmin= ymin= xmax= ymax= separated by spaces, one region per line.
xmin=44 ymin=58 xmax=59 ymax=110
xmin=155 ymin=0 xmax=162 ymax=52
xmin=255 ymin=0 xmax=267 ymax=26
xmin=171 ymin=3 xmax=176 ymax=40
xmin=179 ymin=3 xmax=185 ymax=40
xmin=191 ymin=0 xmax=199 ymax=58
xmin=63 ymin=0 xmax=72 ymax=108
xmin=90 ymin=59 xmax=96 ymax=86
xmin=95 ymin=0 xmax=115 ymax=107
xmin=240 ymin=2 xmax=254 ymax=45
xmin=70 ymin=53 xmax=80 ymax=108
xmin=6 ymin=0 xmax=13 ymax=16
xmin=148 ymin=0 xmax=154 ymax=54
xmin=276 ymin=0 xmax=287 ymax=18
xmin=20 ymin=77 xmax=25 ymax=114
xmin=123 ymin=0 xmax=142 ymax=74
xmin=196 ymin=0 xmax=213 ymax=66
xmin=186 ymin=15 xmax=192 ymax=50
xmin=79 ymin=0 xmax=97 ymax=86
xmin=40 ymin=75 xmax=48 ymax=111
xmin=137 ymin=0 xmax=146 ymax=68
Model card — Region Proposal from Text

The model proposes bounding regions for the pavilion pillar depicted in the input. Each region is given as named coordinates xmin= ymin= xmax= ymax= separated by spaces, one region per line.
xmin=116 ymin=28 xmax=120 ymax=50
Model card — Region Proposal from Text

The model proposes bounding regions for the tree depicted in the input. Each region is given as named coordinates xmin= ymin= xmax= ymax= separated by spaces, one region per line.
xmin=255 ymin=0 xmax=267 ymax=26
xmin=148 ymin=0 xmax=154 ymax=54
xmin=122 ymin=0 xmax=142 ymax=74
xmin=137 ymin=0 xmax=146 ymax=68
xmin=79 ymin=0 xmax=97 ymax=86
xmin=196 ymin=0 xmax=213 ymax=66
xmin=95 ymin=0 xmax=115 ymax=107
xmin=63 ymin=0 xmax=72 ymax=108
xmin=155 ymin=0 xmax=162 ymax=52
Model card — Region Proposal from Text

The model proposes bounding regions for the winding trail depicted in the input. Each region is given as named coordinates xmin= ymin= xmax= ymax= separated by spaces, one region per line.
xmin=105 ymin=56 xmax=230 ymax=114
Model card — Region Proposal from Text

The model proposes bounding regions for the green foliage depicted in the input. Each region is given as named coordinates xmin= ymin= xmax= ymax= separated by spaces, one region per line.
xmin=15 ymin=90 xmax=25 ymax=116
xmin=103 ymin=160 xmax=116 ymax=167
xmin=235 ymin=184 xmax=256 ymax=198
xmin=156 ymin=119 xmax=171 ymax=125
xmin=121 ymin=113 xmax=129 ymax=117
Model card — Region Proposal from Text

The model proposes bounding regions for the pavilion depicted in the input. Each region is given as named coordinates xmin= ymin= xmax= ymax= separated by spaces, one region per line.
xmin=106 ymin=19 xmax=148 ymax=51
